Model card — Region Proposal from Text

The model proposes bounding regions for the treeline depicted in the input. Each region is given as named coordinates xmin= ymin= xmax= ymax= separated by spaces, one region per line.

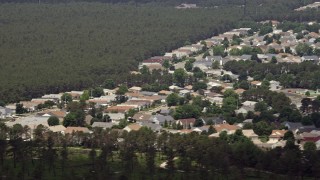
xmin=0 ymin=123 xmax=319 ymax=179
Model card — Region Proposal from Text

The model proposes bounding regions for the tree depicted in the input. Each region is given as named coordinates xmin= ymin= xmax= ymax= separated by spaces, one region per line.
xmin=212 ymin=45 xmax=225 ymax=56
xmin=166 ymin=93 xmax=180 ymax=107
xmin=283 ymin=131 xmax=295 ymax=141
xmin=295 ymin=43 xmax=313 ymax=56
xmin=174 ymin=104 xmax=201 ymax=119
xmin=116 ymin=85 xmax=128 ymax=95
xmin=184 ymin=60 xmax=193 ymax=72
xmin=61 ymin=93 xmax=72 ymax=103
xmin=89 ymin=148 xmax=97 ymax=169
xmin=305 ymin=91 xmax=311 ymax=97
xmin=296 ymin=33 xmax=303 ymax=40
xmin=48 ymin=116 xmax=60 ymax=126
xmin=222 ymin=37 xmax=229 ymax=48
xmin=163 ymin=60 xmax=170 ymax=69
xmin=261 ymin=80 xmax=270 ymax=89
xmin=301 ymin=116 xmax=313 ymax=125
xmin=92 ymin=87 xmax=104 ymax=97
xmin=212 ymin=60 xmax=220 ymax=69
xmin=222 ymin=97 xmax=238 ymax=114
xmin=208 ymin=125 xmax=216 ymax=134
xmin=16 ymin=103 xmax=27 ymax=114
xmin=0 ymin=100 xmax=5 ymax=107
xmin=253 ymin=121 xmax=272 ymax=136
xmin=220 ymin=74 xmax=233 ymax=82
xmin=173 ymin=68 xmax=187 ymax=87
xmin=192 ymin=82 xmax=207 ymax=92
xmin=229 ymin=48 xmax=242 ymax=56
xmin=259 ymin=25 xmax=273 ymax=36
xmin=104 ymin=79 xmax=116 ymax=89
xmin=80 ymin=90 xmax=90 ymax=101
xmin=0 ymin=123 xmax=8 ymax=167
xmin=194 ymin=118 xmax=204 ymax=127
xmin=60 ymin=139 xmax=68 ymax=174
xmin=193 ymin=67 xmax=206 ymax=79
xmin=63 ymin=110 xmax=85 ymax=127
xmin=303 ymin=142 xmax=316 ymax=151
xmin=271 ymin=56 xmax=277 ymax=63
xmin=140 ymin=65 xmax=150 ymax=74
xmin=44 ymin=100 xmax=55 ymax=108
xmin=254 ymin=101 xmax=268 ymax=112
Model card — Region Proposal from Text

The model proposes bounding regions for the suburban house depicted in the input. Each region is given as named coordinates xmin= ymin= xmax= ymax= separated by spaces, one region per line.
xmin=242 ymin=101 xmax=257 ymax=108
xmin=242 ymin=129 xmax=259 ymax=141
xmin=37 ymin=110 xmax=66 ymax=122
xmin=87 ymin=94 xmax=117 ymax=106
xmin=301 ymin=56 xmax=319 ymax=63
xmin=192 ymin=125 xmax=210 ymax=133
xmin=283 ymin=121 xmax=316 ymax=133
xmin=213 ymin=123 xmax=240 ymax=133
xmin=41 ymin=94 xmax=62 ymax=102
xmin=269 ymin=80 xmax=282 ymax=91
xmin=65 ymin=127 xmax=91 ymax=134
xmin=150 ymin=114 xmax=174 ymax=125
xmin=105 ymin=105 xmax=136 ymax=113
xmin=158 ymin=108 xmax=171 ymax=116
xmin=19 ymin=101 xmax=40 ymax=112
xmin=106 ymin=113 xmax=125 ymax=123
xmin=268 ymin=130 xmax=287 ymax=143
xmin=298 ymin=132 xmax=320 ymax=143
xmin=132 ymin=113 xmax=152 ymax=122
xmin=49 ymin=125 xmax=66 ymax=134
xmin=250 ymin=81 xmax=261 ymax=87
xmin=140 ymin=122 xmax=162 ymax=132
xmin=193 ymin=59 xmax=213 ymax=70
xmin=208 ymin=97 xmax=223 ymax=107
xmin=6 ymin=116 xmax=49 ymax=130
xmin=123 ymin=123 xmax=142 ymax=132
xmin=172 ymin=49 xmax=192 ymax=58
xmin=176 ymin=118 xmax=196 ymax=129
xmin=92 ymin=122 xmax=115 ymax=129
xmin=0 ymin=106 xmax=12 ymax=119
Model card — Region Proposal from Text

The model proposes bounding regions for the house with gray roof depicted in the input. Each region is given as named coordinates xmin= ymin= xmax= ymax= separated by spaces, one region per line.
xmin=240 ymin=54 xmax=252 ymax=61
xmin=150 ymin=114 xmax=174 ymax=125
xmin=140 ymin=91 xmax=158 ymax=96
xmin=158 ymin=108 xmax=171 ymax=116
xmin=283 ymin=121 xmax=316 ymax=133
xmin=141 ymin=122 xmax=162 ymax=132
xmin=107 ymin=113 xmax=125 ymax=122
xmin=301 ymin=56 xmax=319 ymax=63
xmin=92 ymin=122 xmax=115 ymax=129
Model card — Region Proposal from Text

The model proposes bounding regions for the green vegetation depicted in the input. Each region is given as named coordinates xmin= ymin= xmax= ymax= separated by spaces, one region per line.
xmin=224 ymin=61 xmax=320 ymax=90
xmin=0 ymin=123 xmax=319 ymax=179
xmin=0 ymin=3 xmax=243 ymax=103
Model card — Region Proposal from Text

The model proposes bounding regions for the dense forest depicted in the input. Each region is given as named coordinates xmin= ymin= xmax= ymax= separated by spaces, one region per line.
xmin=0 ymin=3 xmax=239 ymax=102
xmin=0 ymin=0 xmax=319 ymax=103
xmin=0 ymin=123 xmax=319 ymax=180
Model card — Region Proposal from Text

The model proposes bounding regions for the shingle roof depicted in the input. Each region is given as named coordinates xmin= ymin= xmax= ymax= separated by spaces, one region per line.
xmin=92 ymin=122 xmax=114 ymax=129
xmin=65 ymin=127 xmax=91 ymax=134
